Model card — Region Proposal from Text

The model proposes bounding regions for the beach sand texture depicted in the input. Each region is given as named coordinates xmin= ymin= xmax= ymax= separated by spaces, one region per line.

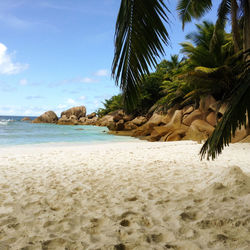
xmin=0 ymin=141 xmax=250 ymax=250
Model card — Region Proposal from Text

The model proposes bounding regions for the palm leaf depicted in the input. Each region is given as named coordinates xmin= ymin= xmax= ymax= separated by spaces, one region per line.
xmin=177 ymin=0 xmax=212 ymax=29
xmin=112 ymin=0 xmax=170 ymax=111
xmin=210 ymin=0 xmax=230 ymax=51
xmin=217 ymin=0 xmax=231 ymax=26
xmin=200 ymin=62 xmax=250 ymax=160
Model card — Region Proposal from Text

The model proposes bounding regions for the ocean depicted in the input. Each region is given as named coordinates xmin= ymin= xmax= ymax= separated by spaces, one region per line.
xmin=0 ymin=115 xmax=137 ymax=146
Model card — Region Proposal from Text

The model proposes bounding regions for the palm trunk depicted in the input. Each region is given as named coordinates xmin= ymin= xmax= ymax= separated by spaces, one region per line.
xmin=243 ymin=0 xmax=250 ymax=63
xmin=231 ymin=0 xmax=241 ymax=52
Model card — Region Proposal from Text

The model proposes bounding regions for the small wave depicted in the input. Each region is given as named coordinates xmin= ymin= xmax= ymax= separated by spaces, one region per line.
xmin=0 ymin=119 xmax=14 ymax=126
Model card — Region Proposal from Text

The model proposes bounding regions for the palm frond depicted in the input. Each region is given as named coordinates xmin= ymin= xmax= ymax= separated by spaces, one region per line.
xmin=194 ymin=66 xmax=220 ymax=73
xmin=217 ymin=0 xmax=231 ymax=26
xmin=177 ymin=0 xmax=212 ymax=29
xmin=112 ymin=0 xmax=170 ymax=111
xmin=200 ymin=62 xmax=250 ymax=160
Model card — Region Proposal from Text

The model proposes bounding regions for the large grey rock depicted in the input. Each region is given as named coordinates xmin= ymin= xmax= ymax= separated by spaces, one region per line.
xmin=79 ymin=116 xmax=98 ymax=125
xmin=87 ymin=112 xmax=96 ymax=119
xmin=32 ymin=111 xmax=58 ymax=124
xmin=184 ymin=119 xmax=215 ymax=141
xmin=199 ymin=95 xmax=216 ymax=113
xmin=131 ymin=116 xmax=147 ymax=126
xmin=124 ymin=121 xmax=138 ymax=131
xmin=149 ymin=110 xmax=185 ymax=141
xmin=108 ymin=120 xmax=125 ymax=131
xmin=182 ymin=109 xmax=203 ymax=126
xmin=97 ymin=115 xmax=114 ymax=126
xmin=57 ymin=115 xmax=78 ymax=125
xmin=61 ymin=106 xmax=86 ymax=119
xmin=146 ymin=113 xmax=165 ymax=126
xmin=206 ymin=112 xmax=217 ymax=126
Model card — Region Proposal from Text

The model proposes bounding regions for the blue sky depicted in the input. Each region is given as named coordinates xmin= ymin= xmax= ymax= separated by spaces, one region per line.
xmin=0 ymin=0 xmax=220 ymax=116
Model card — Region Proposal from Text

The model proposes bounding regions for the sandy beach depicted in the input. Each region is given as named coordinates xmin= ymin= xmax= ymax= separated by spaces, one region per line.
xmin=0 ymin=141 xmax=250 ymax=249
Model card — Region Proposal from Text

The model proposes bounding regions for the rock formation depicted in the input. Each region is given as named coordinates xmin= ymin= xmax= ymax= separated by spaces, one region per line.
xmin=32 ymin=95 xmax=250 ymax=143
xmin=21 ymin=117 xmax=32 ymax=122
xmin=87 ymin=112 xmax=96 ymax=119
xmin=57 ymin=106 xmax=87 ymax=125
xmin=61 ymin=106 xmax=86 ymax=119
xmin=32 ymin=111 xmax=58 ymax=124
xmin=57 ymin=115 xmax=79 ymax=125
xmin=106 ymin=95 xmax=250 ymax=143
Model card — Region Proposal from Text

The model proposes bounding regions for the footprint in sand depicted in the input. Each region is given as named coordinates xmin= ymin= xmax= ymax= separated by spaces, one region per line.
xmin=114 ymin=243 xmax=126 ymax=250
xmin=180 ymin=211 xmax=197 ymax=222
xmin=120 ymin=219 xmax=130 ymax=227
xmin=146 ymin=233 xmax=163 ymax=243
xmin=124 ymin=196 xmax=137 ymax=202
xmin=41 ymin=238 xmax=66 ymax=249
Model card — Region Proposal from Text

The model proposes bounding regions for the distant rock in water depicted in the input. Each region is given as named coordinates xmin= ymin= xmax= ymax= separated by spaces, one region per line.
xmin=61 ymin=106 xmax=86 ymax=119
xmin=32 ymin=111 xmax=58 ymax=124
xmin=21 ymin=117 xmax=32 ymax=122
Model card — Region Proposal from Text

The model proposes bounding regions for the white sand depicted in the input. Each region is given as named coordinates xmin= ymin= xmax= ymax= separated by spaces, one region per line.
xmin=0 ymin=141 xmax=250 ymax=250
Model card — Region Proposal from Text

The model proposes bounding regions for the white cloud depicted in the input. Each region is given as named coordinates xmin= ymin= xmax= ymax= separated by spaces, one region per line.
xmin=79 ymin=77 xmax=96 ymax=83
xmin=0 ymin=43 xmax=29 ymax=75
xmin=79 ymin=95 xmax=86 ymax=100
xmin=67 ymin=98 xmax=76 ymax=105
xmin=19 ymin=78 xmax=28 ymax=86
xmin=95 ymin=69 xmax=108 ymax=77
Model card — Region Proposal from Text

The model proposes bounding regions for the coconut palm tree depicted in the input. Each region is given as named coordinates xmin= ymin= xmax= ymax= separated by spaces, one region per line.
xmin=112 ymin=0 xmax=249 ymax=107
xmin=112 ymin=0 xmax=250 ymax=159
xmin=180 ymin=21 xmax=234 ymax=68
xmin=177 ymin=0 xmax=250 ymax=159
xmin=177 ymin=0 xmax=250 ymax=54
xmin=158 ymin=21 xmax=236 ymax=110
xmin=179 ymin=21 xmax=239 ymax=102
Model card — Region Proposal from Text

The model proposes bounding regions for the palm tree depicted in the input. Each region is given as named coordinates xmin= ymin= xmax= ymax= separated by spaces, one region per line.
xmin=112 ymin=0 xmax=250 ymax=159
xmin=177 ymin=0 xmax=249 ymax=54
xmin=177 ymin=0 xmax=250 ymax=159
xmin=180 ymin=21 xmax=234 ymax=68
xmin=180 ymin=21 xmax=239 ymax=102
xmin=158 ymin=22 xmax=237 ymax=111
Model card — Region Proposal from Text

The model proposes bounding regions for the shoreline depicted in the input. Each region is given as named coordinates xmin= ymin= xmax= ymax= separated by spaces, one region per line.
xmin=0 ymin=141 xmax=250 ymax=249
xmin=0 ymin=137 xmax=141 ymax=149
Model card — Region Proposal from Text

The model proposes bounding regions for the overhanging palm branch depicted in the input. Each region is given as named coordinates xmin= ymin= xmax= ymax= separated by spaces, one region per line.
xmin=177 ymin=0 xmax=212 ymax=29
xmin=112 ymin=0 xmax=170 ymax=111
xmin=200 ymin=52 xmax=250 ymax=160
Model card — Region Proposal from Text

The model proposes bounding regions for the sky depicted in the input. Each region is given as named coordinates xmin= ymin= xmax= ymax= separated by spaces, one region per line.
xmin=0 ymin=0 xmax=221 ymax=116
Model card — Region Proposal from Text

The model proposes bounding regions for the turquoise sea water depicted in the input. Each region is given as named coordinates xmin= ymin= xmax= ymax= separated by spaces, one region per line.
xmin=0 ymin=116 xmax=137 ymax=146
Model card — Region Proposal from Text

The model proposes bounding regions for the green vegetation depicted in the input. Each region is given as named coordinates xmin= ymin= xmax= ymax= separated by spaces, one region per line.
xmin=101 ymin=20 xmax=240 ymax=116
xmin=96 ymin=94 xmax=123 ymax=117
xmin=109 ymin=0 xmax=250 ymax=159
